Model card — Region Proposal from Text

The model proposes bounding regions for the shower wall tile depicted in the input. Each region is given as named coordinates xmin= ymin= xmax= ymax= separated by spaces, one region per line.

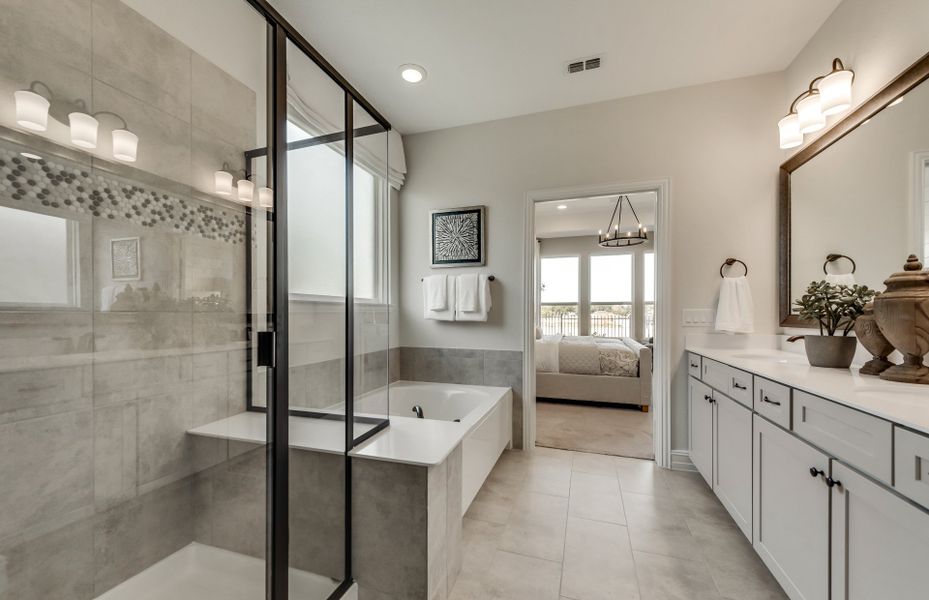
xmin=201 ymin=447 xmax=266 ymax=560
xmin=289 ymin=450 xmax=346 ymax=579
xmin=93 ymin=355 xmax=187 ymax=403
xmin=91 ymin=79 xmax=192 ymax=186
xmin=93 ymin=475 xmax=206 ymax=596
xmin=0 ymin=515 xmax=94 ymax=600
xmin=184 ymin=234 xmax=247 ymax=313
xmin=93 ymin=403 xmax=138 ymax=511
xmin=0 ymin=311 xmax=93 ymax=360
xmin=191 ymin=54 xmax=258 ymax=152
xmin=93 ymin=311 xmax=192 ymax=353
xmin=192 ymin=312 xmax=246 ymax=348
xmin=427 ymin=458 xmax=449 ymax=600
xmin=91 ymin=0 xmax=192 ymax=122
xmin=0 ymin=0 xmax=92 ymax=74
xmin=0 ymin=410 xmax=93 ymax=541
xmin=0 ymin=364 xmax=92 ymax=425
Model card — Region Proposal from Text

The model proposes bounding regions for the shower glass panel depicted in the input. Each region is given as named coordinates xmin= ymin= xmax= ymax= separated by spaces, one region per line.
xmin=352 ymin=101 xmax=391 ymax=434
xmin=0 ymin=0 xmax=270 ymax=597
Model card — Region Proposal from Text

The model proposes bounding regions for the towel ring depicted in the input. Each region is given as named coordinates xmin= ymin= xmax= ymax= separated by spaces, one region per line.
xmin=823 ymin=253 xmax=856 ymax=275
xmin=719 ymin=258 xmax=748 ymax=278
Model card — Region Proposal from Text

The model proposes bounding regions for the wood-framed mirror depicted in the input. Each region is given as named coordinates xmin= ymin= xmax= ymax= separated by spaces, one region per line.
xmin=779 ymin=50 xmax=929 ymax=327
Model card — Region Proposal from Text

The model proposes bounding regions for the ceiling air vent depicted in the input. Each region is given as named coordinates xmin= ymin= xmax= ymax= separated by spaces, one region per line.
xmin=565 ymin=55 xmax=603 ymax=75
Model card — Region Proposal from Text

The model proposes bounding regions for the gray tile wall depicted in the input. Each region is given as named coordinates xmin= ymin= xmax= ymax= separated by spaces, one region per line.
xmin=0 ymin=1 xmax=260 ymax=597
xmin=399 ymin=347 xmax=524 ymax=449
xmin=286 ymin=347 xmax=402 ymax=411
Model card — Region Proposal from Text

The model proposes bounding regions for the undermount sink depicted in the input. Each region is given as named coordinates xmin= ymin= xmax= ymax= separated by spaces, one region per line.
xmin=730 ymin=351 xmax=809 ymax=365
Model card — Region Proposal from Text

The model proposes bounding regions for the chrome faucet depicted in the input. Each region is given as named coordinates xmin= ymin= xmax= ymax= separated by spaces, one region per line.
xmin=411 ymin=405 xmax=424 ymax=419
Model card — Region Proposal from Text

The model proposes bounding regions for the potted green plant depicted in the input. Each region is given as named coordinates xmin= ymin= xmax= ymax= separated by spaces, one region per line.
xmin=790 ymin=280 xmax=877 ymax=368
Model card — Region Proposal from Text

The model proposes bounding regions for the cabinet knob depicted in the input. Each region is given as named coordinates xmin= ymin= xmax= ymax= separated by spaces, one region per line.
xmin=809 ymin=467 xmax=825 ymax=478
xmin=704 ymin=394 xmax=712 ymax=402
xmin=825 ymin=477 xmax=842 ymax=489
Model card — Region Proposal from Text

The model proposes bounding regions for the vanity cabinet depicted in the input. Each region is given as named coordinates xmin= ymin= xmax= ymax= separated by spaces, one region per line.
xmin=753 ymin=415 xmax=830 ymax=600
xmin=830 ymin=460 xmax=929 ymax=600
xmin=689 ymin=378 xmax=714 ymax=487
xmin=714 ymin=393 xmax=752 ymax=539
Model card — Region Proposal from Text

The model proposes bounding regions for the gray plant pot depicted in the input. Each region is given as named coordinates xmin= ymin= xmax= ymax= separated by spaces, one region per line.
xmin=802 ymin=335 xmax=858 ymax=369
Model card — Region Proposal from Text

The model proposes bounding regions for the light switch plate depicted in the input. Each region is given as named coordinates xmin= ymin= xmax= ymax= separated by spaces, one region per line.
xmin=682 ymin=308 xmax=715 ymax=326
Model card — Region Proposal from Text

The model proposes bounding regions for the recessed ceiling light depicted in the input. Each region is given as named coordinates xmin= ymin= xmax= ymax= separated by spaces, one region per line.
xmin=557 ymin=204 xmax=568 ymax=210
xmin=888 ymin=96 xmax=904 ymax=107
xmin=399 ymin=64 xmax=426 ymax=84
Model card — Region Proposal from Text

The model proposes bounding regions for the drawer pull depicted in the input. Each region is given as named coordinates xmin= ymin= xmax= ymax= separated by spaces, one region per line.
xmin=732 ymin=380 xmax=747 ymax=390
xmin=825 ymin=477 xmax=842 ymax=489
xmin=762 ymin=395 xmax=781 ymax=406
xmin=809 ymin=467 xmax=825 ymax=478
xmin=690 ymin=362 xmax=699 ymax=368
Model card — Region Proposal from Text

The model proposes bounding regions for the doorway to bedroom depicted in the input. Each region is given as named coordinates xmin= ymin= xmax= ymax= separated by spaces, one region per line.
xmin=532 ymin=193 xmax=658 ymax=460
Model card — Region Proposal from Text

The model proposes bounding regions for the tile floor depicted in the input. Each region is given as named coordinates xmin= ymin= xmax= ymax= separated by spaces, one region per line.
xmin=536 ymin=400 xmax=654 ymax=460
xmin=451 ymin=447 xmax=786 ymax=600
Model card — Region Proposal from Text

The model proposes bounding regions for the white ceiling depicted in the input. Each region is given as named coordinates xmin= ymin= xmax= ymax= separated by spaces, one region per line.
xmin=535 ymin=193 xmax=656 ymax=239
xmin=273 ymin=0 xmax=841 ymax=133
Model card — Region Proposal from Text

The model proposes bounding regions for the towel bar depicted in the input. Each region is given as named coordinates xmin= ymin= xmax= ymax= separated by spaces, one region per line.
xmin=422 ymin=275 xmax=495 ymax=281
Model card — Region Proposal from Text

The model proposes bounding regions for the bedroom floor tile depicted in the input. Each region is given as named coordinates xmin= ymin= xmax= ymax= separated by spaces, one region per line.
xmin=455 ymin=448 xmax=787 ymax=600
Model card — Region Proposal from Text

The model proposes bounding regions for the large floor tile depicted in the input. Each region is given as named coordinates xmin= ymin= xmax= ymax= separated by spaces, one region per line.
xmin=497 ymin=491 xmax=568 ymax=562
xmin=633 ymin=551 xmax=722 ymax=600
xmin=561 ymin=517 xmax=640 ymax=600
xmin=616 ymin=457 xmax=671 ymax=496
xmin=482 ymin=550 xmax=562 ymax=600
xmin=622 ymin=492 xmax=705 ymax=561
xmin=568 ymin=471 xmax=625 ymax=524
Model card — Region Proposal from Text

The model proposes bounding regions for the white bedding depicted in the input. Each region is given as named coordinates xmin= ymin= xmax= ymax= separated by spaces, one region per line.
xmin=535 ymin=335 xmax=641 ymax=377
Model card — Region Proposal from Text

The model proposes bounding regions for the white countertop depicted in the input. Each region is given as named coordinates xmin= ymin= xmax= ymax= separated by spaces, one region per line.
xmin=187 ymin=382 xmax=511 ymax=467
xmin=687 ymin=346 xmax=929 ymax=435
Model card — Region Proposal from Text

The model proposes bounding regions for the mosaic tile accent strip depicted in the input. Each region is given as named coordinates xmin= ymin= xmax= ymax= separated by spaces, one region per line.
xmin=0 ymin=142 xmax=246 ymax=244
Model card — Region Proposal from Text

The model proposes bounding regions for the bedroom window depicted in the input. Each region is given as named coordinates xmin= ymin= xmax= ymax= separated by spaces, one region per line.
xmin=644 ymin=252 xmax=656 ymax=340
xmin=540 ymin=256 xmax=579 ymax=335
xmin=589 ymin=254 xmax=633 ymax=338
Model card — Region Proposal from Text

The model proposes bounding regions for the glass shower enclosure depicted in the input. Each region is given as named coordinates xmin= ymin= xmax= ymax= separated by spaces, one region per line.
xmin=0 ymin=0 xmax=390 ymax=598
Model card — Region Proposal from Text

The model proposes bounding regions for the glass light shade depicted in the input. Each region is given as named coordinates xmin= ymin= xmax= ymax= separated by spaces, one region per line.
xmin=236 ymin=179 xmax=254 ymax=203
xmin=14 ymin=91 xmax=50 ymax=131
xmin=778 ymin=113 xmax=802 ymax=149
xmin=111 ymin=129 xmax=138 ymax=162
xmin=258 ymin=187 xmax=273 ymax=208
xmin=796 ymin=94 xmax=825 ymax=134
xmin=818 ymin=69 xmax=853 ymax=116
xmin=68 ymin=112 xmax=99 ymax=149
xmin=214 ymin=171 xmax=233 ymax=196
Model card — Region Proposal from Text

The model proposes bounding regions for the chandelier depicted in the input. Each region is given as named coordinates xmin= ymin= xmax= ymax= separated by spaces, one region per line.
xmin=598 ymin=195 xmax=647 ymax=248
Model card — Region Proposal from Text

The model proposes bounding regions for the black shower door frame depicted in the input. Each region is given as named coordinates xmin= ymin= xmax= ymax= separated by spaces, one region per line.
xmin=243 ymin=2 xmax=392 ymax=598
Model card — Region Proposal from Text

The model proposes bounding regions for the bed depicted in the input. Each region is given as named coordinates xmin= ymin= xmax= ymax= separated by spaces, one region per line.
xmin=535 ymin=334 xmax=652 ymax=409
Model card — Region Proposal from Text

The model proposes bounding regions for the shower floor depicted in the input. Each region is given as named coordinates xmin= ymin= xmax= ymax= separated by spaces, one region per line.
xmin=94 ymin=542 xmax=340 ymax=600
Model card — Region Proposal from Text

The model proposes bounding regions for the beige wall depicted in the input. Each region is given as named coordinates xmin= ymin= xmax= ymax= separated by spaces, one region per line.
xmin=399 ymin=72 xmax=785 ymax=450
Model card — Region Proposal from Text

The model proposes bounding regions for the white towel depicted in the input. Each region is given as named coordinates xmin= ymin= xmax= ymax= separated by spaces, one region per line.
xmin=456 ymin=274 xmax=492 ymax=321
xmin=825 ymin=273 xmax=856 ymax=286
xmin=424 ymin=274 xmax=448 ymax=310
xmin=456 ymin=273 xmax=480 ymax=312
xmin=423 ymin=275 xmax=456 ymax=321
xmin=715 ymin=276 xmax=754 ymax=334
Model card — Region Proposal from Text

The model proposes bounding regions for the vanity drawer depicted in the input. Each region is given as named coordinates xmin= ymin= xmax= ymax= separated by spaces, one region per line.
xmin=754 ymin=376 xmax=791 ymax=429
xmin=688 ymin=353 xmax=702 ymax=379
xmin=894 ymin=427 xmax=929 ymax=509
xmin=701 ymin=358 xmax=752 ymax=408
xmin=792 ymin=390 xmax=893 ymax=484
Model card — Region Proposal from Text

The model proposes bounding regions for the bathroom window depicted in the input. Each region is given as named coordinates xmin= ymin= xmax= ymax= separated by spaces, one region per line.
xmin=540 ymin=256 xmax=579 ymax=335
xmin=644 ymin=252 xmax=656 ymax=340
xmin=287 ymin=121 xmax=386 ymax=301
xmin=0 ymin=206 xmax=80 ymax=308
xmin=589 ymin=254 xmax=633 ymax=338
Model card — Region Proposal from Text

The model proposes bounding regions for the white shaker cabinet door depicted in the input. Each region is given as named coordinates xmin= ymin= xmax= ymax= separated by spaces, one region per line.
xmin=831 ymin=461 xmax=929 ymax=600
xmin=714 ymin=393 xmax=752 ymax=540
xmin=689 ymin=377 xmax=714 ymax=487
xmin=753 ymin=415 xmax=829 ymax=600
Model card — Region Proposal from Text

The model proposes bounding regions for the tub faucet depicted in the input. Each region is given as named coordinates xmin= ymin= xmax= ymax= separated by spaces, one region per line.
xmin=411 ymin=405 xmax=424 ymax=419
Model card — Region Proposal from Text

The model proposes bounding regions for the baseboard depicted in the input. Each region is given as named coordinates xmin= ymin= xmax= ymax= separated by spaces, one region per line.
xmin=670 ymin=449 xmax=697 ymax=472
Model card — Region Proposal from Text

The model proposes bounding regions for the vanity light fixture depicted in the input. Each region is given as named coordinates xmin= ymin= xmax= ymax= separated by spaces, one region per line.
xmin=68 ymin=112 xmax=99 ymax=149
xmin=258 ymin=186 xmax=274 ymax=208
xmin=214 ymin=162 xmax=263 ymax=205
xmin=214 ymin=170 xmax=234 ymax=196
xmin=598 ymin=195 xmax=648 ymax=248
xmin=237 ymin=178 xmax=255 ymax=203
xmin=778 ymin=58 xmax=855 ymax=149
xmin=399 ymin=64 xmax=426 ymax=84
xmin=13 ymin=89 xmax=50 ymax=131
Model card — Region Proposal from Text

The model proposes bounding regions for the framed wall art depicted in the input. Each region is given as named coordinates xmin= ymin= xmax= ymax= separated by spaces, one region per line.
xmin=430 ymin=205 xmax=485 ymax=267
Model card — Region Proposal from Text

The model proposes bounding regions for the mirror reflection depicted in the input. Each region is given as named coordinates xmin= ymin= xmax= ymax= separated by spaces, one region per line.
xmin=790 ymin=77 xmax=929 ymax=308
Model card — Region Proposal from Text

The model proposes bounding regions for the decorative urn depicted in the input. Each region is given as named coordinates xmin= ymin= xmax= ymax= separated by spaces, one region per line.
xmin=873 ymin=255 xmax=929 ymax=384
xmin=854 ymin=301 xmax=895 ymax=375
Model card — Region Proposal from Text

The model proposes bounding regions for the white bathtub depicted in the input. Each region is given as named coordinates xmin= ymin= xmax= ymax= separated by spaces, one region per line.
xmin=353 ymin=381 xmax=512 ymax=515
